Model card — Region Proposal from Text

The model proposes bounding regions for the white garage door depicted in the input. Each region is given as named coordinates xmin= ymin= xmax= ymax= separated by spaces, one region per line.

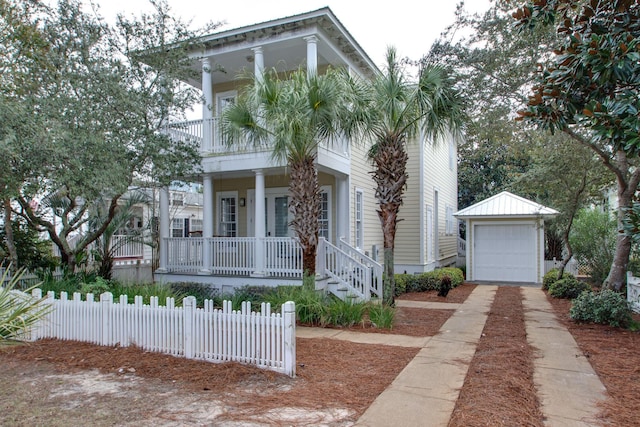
xmin=474 ymin=224 xmax=537 ymax=283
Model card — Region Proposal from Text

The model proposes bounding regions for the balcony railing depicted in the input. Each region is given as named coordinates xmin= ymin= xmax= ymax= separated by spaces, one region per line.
xmin=163 ymin=117 xmax=349 ymax=158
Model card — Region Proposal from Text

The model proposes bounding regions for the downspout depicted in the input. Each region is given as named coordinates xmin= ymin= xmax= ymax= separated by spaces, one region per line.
xmin=419 ymin=129 xmax=425 ymax=267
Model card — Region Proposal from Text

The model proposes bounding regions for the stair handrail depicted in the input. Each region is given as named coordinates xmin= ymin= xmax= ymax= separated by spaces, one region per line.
xmin=338 ymin=237 xmax=383 ymax=299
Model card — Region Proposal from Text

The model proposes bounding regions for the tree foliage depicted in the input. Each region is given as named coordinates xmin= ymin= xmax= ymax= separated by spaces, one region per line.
xmin=0 ymin=0 xmax=219 ymax=271
xmin=428 ymin=1 xmax=559 ymax=208
xmin=515 ymin=0 xmax=640 ymax=290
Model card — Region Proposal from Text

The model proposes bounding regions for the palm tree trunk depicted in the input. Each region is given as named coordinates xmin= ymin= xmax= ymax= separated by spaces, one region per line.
xmin=289 ymin=155 xmax=321 ymax=277
xmin=371 ymin=135 xmax=409 ymax=305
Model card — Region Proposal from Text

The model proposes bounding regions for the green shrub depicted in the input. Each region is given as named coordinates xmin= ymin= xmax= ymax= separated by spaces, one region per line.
xmin=393 ymin=268 xmax=464 ymax=296
xmin=543 ymin=268 xmax=575 ymax=291
xmin=570 ymin=209 xmax=616 ymax=284
xmin=79 ymin=277 xmax=111 ymax=296
xmin=548 ymin=277 xmax=591 ymax=299
xmin=394 ymin=274 xmax=410 ymax=296
xmin=170 ymin=282 xmax=217 ymax=307
xmin=431 ymin=268 xmax=464 ymax=288
xmin=570 ymin=290 xmax=632 ymax=328
xmin=368 ymin=303 xmax=395 ymax=329
xmin=327 ymin=298 xmax=366 ymax=327
xmin=109 ymin=282 xmax=184 ymax=306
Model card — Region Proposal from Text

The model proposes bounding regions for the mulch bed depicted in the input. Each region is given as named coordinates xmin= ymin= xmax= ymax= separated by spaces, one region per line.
xmin=449 ymin=286 xmax=544 ymax=426
xmin=7 ymin=284 xmax=638 ymax=425
xmin=547 ymin=296 xmax=640 ymax=426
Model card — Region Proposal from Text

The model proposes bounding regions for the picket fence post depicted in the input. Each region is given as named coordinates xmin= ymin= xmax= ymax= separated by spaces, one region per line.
xmin=183 ymin=296 xmax=196 ymax=359
xmin=30 ymin=288 xmax=43 ymax=341
xmin=282 ymin=301 xmax=296 ymax=377
xmin=101 ymin=292 xmax=113 ymax=346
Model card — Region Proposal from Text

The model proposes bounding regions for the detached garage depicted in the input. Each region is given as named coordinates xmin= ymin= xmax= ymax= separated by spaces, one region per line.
xmin=455 ymin=192 xmax=558 ymax=284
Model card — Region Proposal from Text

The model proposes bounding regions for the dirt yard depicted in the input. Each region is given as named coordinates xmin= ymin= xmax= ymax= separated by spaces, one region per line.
xmin=1 ymin=283 xmax=638 ymax=426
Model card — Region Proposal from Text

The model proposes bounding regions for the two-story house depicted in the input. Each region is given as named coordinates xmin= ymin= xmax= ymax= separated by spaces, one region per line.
xmin=155 ymin=7 xmax=459 ymax=300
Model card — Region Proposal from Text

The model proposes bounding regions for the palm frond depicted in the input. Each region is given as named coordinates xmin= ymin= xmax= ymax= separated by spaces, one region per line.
xmin=0 ymin=267 xmax=51 ymax=346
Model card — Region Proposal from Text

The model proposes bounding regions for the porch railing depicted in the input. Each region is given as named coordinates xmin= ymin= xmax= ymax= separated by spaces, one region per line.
xmin=111 ymin=235 xmax=144 ymax=258
xmin=162 ymin=118 xmax=349 ymax=158
xmin=264 ymin=238 xmax=303 ymax=278
xmin=210 ymin=237 xmax=256 ymax=276
xmin=165 ymin=237 xmax=302 ymax=277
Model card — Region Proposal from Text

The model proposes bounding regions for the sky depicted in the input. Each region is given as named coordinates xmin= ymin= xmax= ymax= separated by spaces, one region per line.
xmin=91 ymin=0 xmax=492 ymax=67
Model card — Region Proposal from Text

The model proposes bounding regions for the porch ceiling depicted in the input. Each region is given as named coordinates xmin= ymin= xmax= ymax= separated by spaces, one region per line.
xmin=184 ymin=7 xmax=377 ymax=88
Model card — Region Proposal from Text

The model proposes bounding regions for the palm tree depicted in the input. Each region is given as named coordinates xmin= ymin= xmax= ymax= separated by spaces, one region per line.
xmin=344 ymin=48 xmax=465 ymax=305
xmin=222 ymin=68 xmax=347 ymax=279
xmin=89 ymin=190 xmax=149 ymax=280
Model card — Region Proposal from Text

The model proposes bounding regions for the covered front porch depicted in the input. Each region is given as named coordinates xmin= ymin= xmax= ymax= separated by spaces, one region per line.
xmin=157 ymin=236 xmax=383 ymax=301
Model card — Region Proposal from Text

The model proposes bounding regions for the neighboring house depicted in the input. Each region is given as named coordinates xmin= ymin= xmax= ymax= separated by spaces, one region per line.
xmin=156 ymin=8 xmax=459 ymax=299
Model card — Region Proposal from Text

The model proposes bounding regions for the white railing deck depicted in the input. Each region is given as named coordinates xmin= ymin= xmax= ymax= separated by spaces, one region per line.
xmin=28 ymin=289 xmax=296 ymax=377
xmin=163 ymin=117 xmax=349 ymax=158
xmin=164 ymin=236 xmax=379 ymax=301
xmin=166 ymin=237 xmax=303 ymax=278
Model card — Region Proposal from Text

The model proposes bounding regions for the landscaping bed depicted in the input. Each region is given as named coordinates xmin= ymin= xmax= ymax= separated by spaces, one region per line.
xmin=2 ymin=283 xmax=639 ymax=426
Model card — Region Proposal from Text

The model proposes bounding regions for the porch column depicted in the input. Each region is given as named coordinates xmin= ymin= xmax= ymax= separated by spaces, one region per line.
xmin=157 ymin=186 xmax=170 ymax=273
xmin=202 ymin=57 xmax=214 ymax=151
xmin=252 ymin=169 xmax=267 ymax=277
xmin=252 ymin=46 xmax=264 ymax=83
xmin=199 ymin=174 xmax=214 ymax=275
xmin=336 ymin=175 xmax=350 ymax=243
xmin=304 ymin=35 xmax=318 ymax=77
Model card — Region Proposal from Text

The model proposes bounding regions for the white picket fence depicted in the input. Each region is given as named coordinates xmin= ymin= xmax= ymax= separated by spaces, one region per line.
xmin=28 ymin=289 xmax=296 ymax=377
xmin=544 ymin=258 xmax=580 ymax=276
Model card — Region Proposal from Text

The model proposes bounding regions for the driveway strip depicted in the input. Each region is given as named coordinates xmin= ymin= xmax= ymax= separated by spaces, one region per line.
xmin=354 ymin=285 xmax=497 ymax=426
xmin=521 ymin=287 xmax=607 ymax=426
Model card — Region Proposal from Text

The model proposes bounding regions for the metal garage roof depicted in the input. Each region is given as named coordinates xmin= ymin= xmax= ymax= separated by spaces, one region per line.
xmin=454 ymin=191 xmax=559 ymax=218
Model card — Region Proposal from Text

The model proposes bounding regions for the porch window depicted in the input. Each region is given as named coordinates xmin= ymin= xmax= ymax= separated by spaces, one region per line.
xmin=219 ymin=196 xmax=237 ymax=237
xmin=319 ymin=191 xmax=329 ymax=239
xmin=190 ymin=219 xmax=203 ymax=236
xmin=172 ymin=218 xmax=186 ymax=238
xmin=355 ymin=189 xmax=363 ymax=249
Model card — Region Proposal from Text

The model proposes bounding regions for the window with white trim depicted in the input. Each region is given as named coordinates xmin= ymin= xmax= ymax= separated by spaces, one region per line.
xmin=218 ymin=195 xmax=237 ymax=237
xmin=172 ymin=218 xmax=185 ymax=238
xmin=319 ymin=191 xmax=329 ymax=240
xmin=355 ymin=189 xmax=364 ymax=249
xmin=190 ymin=219 xmax=203 ymax=236
xmin=445 ymin=205 xmax=455 ymax=235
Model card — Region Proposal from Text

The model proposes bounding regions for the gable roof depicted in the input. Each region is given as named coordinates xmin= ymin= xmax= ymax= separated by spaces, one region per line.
xmin=454 ymin=191 xmax=559 ymax=219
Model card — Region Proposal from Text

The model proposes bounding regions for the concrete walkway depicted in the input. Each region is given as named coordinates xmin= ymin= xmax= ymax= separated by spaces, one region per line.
xmin=297 ymin=285 xmax=610 ymax=426
xmin=355 ymin=285 xmax=497 ymax=426
xmin=522 ymin=287 xmax=607 ymax=426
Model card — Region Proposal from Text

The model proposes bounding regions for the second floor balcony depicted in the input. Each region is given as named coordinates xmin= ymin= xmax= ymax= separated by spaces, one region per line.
xmin=164 ymin=117 xmax=351 ymax=174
